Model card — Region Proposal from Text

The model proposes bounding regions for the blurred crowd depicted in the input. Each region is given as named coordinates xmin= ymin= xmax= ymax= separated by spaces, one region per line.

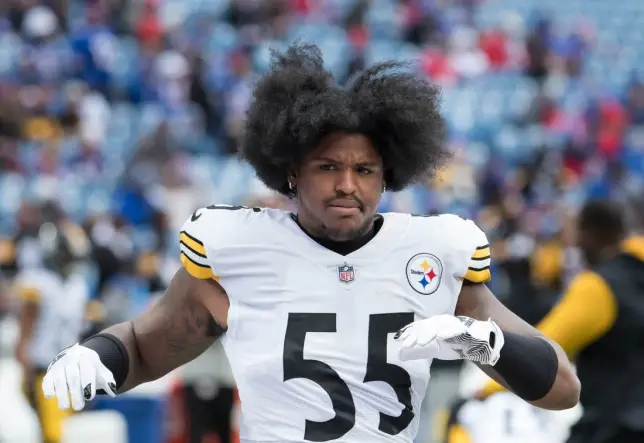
xmin=2 ymin=0 xmax=644 ymax=329
xmin=1 ymin=0 xmax=644 ymax=441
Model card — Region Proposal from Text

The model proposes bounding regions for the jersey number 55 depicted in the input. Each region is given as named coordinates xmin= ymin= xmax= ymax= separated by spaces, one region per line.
xmin=284 ymin=312 xmax=415 ymax=441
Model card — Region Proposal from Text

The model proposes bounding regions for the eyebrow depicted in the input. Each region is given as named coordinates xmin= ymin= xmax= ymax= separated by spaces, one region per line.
xmin=313 ymin=156 xmax=341 ymax=163
xmin=313 ymin=157 xmax=382 ymax=167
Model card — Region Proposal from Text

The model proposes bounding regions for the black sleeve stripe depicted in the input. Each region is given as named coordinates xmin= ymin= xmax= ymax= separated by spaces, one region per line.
xmin=180 ymin=230 xmax=204 ymax=246
xmin=180 ymin=240 xmax=207 ymax=259
xmin=180 ymin=252 xmax=211 ymax=268
xmin=471 ymin=255 xmax=491 ymax=261
xmin=468 ymin=265 xmax=490 ymax=272
xmin=475 ymin=244 xmax=490 ymax=250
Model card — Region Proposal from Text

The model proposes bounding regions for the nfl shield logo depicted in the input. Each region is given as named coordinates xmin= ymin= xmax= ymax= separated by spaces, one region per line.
xmin=338 ymin=264 xmax=355 ymax=284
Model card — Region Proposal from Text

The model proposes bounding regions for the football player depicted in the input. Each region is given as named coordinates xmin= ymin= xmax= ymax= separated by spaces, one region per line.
xmin=16 ymin=220 xmax=92 ymax=443
xmin=478 ymin=200 xmax=644 ymax=443
xmin=42 ymin=43 xmax=579 ymax=443
xmin=440 ymin=362 xmax=581 ymax=443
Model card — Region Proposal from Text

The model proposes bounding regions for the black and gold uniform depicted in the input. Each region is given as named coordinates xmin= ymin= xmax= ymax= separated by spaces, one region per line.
xmin=480 ymin=234 xmax=644 ymax=443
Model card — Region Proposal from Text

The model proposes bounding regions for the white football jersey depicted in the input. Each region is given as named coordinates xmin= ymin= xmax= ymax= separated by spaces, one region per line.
xmin=455 ymin=392 xmax=578 ymax=443
xmin=179 ymin=206 xmax=492 ymax=443
xmin=15 ymin=268 xmax=90 ymax=368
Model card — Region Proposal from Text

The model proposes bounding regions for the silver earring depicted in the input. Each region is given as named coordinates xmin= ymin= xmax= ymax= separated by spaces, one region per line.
xmin=288 ymin=181 xmax=294 ymax=190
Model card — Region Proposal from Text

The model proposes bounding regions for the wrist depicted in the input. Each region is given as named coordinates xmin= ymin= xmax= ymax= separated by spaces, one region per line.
xmin=461 ymin=317 xmax=505 ymax=365
xmin=81 ymin=333 xmax=130 ymax=390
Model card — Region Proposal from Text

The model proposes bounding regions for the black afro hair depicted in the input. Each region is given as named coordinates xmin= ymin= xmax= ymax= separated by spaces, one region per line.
xmin=240 ymin=42 xmax=449 ymax=196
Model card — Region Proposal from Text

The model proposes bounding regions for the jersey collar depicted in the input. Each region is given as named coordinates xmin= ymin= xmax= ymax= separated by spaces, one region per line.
xmin=281 ymin=212 xmax=408 ymax=262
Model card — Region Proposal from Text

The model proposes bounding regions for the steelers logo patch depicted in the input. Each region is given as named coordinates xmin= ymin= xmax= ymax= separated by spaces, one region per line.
xmin=406 ymin=253 xmax=443 ymax=295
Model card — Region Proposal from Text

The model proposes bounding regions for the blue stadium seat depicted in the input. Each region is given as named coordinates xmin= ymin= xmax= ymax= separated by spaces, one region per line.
xmin=206 ymin=22 xmax=238 ymax=54
xmin=138 ymin=103 xmax=165 ymax=136
xmin=107 ymin=102 xmax=137 ymax=148
xmin=0 ymin=31 xmax=21 ymax=77
xmin=0 ymin=174 xmax=25 ymax=217
xmin=494 ymin=125 xmax=523 ymax=160
xmin=364 ymin=41 xmax=402 ymax=65
xmin=110 ymin=37 xmax=141 ymax=90
xmin=192 ymin=0 xmax=228 ymax=16
xmin=366 ymin=0 xmax=402 ymax=41
xmin=253 ymin=40 xmax=287 ymax=73
xmin=316 ymin=33 xmax=351 ymax=79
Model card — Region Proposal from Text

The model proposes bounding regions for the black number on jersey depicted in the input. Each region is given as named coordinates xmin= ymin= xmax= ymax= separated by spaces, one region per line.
xmin=364 ymin=313 xmax=415 ymax=434
xmin=284 ymin=314 xmax=355 ymax=441
xmin=283 ymin=312 xmax=415 ymax=441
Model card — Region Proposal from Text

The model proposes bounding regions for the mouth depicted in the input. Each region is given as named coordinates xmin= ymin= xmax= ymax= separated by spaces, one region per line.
xmin=327 ymin=200 xmax=362 ymax=216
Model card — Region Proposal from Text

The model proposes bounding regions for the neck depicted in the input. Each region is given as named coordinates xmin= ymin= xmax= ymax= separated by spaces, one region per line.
xmin=294 ymin=212 xmax=377 ymax=239
xmin=291 ymin=213 xmax=384 ymax=256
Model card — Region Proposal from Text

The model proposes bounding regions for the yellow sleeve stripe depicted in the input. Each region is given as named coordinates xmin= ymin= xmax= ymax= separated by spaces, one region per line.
xmin=464 ymin=267 xmax=491 ymax=283
xmin=471 ymin=245 xmax=490 ymax=260
xmin=447 ymin=425 xmax=472 ymax=443
xmin=179 ymin=231 xmax=207 ymax=258
xmin=180 ymin=252 xmax=217 ymax=280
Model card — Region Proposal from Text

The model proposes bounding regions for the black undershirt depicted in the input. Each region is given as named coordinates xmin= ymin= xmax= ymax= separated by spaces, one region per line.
xmin=290 ymin=213 xmax=384 ymax=256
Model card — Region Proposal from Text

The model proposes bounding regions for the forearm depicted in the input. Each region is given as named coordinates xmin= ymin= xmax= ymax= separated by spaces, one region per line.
xmin=17 ymin=302 xmax=38 ymax=349
xmin=478 ymin=333 xmax=579 ymax=410
xmin=457 ymin=283 xmax=579 ymax=410
xmin=98 ymin=321 xmax=151 ymax=393
xmin=480 ymin=271 xmax=616 ymax=407
xmin=82 ymin=268 xmax=228 ymax=394
xmin=526 ymin=336 xmax=580 ymax=410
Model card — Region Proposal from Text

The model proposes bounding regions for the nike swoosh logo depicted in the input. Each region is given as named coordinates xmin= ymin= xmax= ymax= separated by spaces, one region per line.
xmin=191 ymin=211 xmax=202 ymax=222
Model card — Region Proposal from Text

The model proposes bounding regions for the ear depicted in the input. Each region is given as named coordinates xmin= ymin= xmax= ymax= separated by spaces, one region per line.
xmin=288 ymin=171 xmax=298 ymax=186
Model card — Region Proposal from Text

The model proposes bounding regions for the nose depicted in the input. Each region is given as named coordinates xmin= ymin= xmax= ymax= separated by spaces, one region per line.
xmin=335 ymin=169 xmax=358 ymax=195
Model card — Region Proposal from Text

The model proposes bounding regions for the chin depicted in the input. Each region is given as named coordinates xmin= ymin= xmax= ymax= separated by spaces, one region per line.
xmin=324 ymin=218 xmax=368 ymax=241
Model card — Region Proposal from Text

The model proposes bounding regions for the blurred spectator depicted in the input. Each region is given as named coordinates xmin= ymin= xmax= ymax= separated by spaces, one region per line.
xmin=627 ymin=81 xmax=644 ymax=125
xmin=448 ymin=26 xmax=489 ymax=80
xmin=525 ymin=16 xmax=550 ymax=81
xmin=0 ymin=0 xmax=640 ymax=326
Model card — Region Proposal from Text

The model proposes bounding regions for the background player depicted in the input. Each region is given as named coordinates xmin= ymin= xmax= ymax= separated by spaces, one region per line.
xmin=41 ymin=42 xmax=578 ymax=443
xmin=478 ymin=199 xmax=644 ymax=443
xmin=15 ymin=220 xmax=93 ymax=443
xmin=440 ymin=361 xmax=581 ymax=443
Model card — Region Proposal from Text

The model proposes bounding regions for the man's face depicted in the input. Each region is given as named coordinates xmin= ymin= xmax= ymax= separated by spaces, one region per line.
xmin=294 ymin=133 xmax=384 ymax=241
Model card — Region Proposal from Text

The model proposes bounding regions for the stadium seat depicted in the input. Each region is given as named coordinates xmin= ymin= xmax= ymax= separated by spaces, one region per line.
xmin=111 ymin=37 xmax=140 ymax=90
xmin=365 ymin=40 xmax=402 ymax=65
xmin=0 ymin=31 xmax=21 ymax=77
xmin=253 ymin=40 xmax=287 ymax=73
xmin=206 ymin=22 xmax=238 ymax=53
xmin=193 ymin=0 xmax=228 ymax=16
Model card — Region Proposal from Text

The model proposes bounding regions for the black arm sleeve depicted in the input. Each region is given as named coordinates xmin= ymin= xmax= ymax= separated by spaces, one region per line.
xmin=81 ymin=333 xmax=130 ymax=391
xmin=491 ymin=331 xmax=559 ymax=401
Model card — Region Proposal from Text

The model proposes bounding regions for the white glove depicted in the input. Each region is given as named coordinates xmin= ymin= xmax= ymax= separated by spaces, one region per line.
xmin=395 ymin=315 xmax=505 ymax=365
xmin=42 ymin=343 xmax=117 ymax=411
